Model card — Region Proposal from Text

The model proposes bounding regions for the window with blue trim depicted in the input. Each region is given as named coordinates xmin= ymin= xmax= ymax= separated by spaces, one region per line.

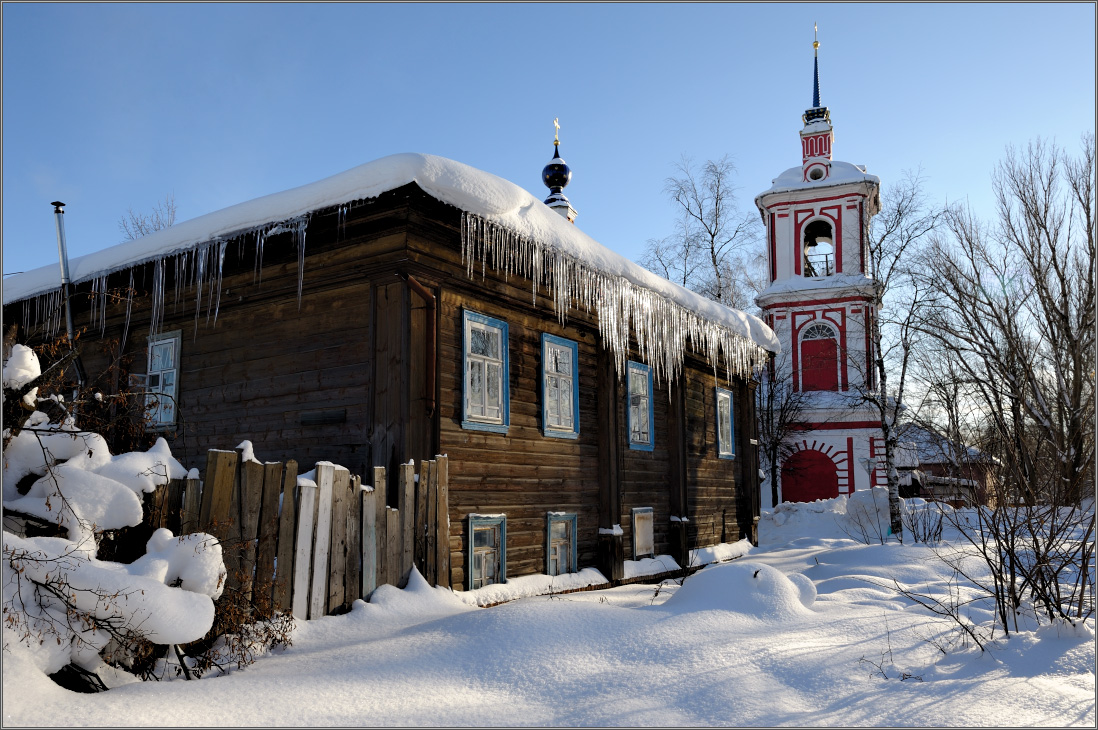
xmin=467 ymin=514 xmax=506 ymax=589
xmin=627 ymin=361 xmax=654 ymax=451
xmin=541 ymin=334 xmax=580 ymax=439
xmin=716 ymin=386 xmax=736 ymax=459
xmin=546 ymin=512 xmax=578 ymax=575
xmin=462 ymin=310 xmax=509 ymax=433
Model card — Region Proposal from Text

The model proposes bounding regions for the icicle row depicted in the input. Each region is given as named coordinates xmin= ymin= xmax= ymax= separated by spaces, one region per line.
xmin=460 ymin=211 xmax=771 ymax=385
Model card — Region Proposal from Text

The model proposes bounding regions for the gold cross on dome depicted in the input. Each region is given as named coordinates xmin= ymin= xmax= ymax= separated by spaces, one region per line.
xmin=554 ymin=117 xmax=560 ymax=145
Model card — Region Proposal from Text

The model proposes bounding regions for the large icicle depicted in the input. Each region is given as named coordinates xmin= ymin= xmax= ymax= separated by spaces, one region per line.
xmin=460 ymin=211 xmax=771 ymax=385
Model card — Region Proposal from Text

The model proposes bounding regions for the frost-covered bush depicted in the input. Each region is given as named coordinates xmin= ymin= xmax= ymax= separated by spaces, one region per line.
xmin=2 ymin=344 xmax=226 ymax=687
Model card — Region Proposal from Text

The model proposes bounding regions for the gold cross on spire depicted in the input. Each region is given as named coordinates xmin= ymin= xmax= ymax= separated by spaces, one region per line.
xmin=554 ymin=117 xmax=560 ymax=145
xmin=813 ymin=22 xmax=819 ymax=51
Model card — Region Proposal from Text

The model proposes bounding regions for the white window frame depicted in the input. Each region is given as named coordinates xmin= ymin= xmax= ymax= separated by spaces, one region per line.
xmin=145 ymin=329 xmax=181 ymax=429
xmin=467 ymin=514 xmax=506 ymax=590
xmin=627 ymin=361 xmax=654 ymax=451
xmin=462 ymin=309 xmax=509 ymax=433
xmin=716 ymin=386 xmax=736 ymax=459
xmin=632 ymin=506 xmax=654 ymax=559
xmin=546 ymin=512 xmax=578 ymax=576
xmin=541 ymin=334 xmax=580 ymax=439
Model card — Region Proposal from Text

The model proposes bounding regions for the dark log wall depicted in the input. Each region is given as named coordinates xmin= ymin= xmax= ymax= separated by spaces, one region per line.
xmin=7 ymin=184 xmax=761 ymax=591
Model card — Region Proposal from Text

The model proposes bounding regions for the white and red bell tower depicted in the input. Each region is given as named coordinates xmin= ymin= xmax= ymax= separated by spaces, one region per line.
xmin=755 ymin=29 xmax=887 ymax=506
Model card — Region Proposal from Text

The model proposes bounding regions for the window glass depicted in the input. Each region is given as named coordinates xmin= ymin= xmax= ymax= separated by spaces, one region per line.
xmin=716 ymin=387 xmax=735 ymax=458
xmin=627 ymin=362 xmax=653 ymax=449
xmin=464 ymin=311 xmax=509 ymax=430
xmin=542 ymin=335 xmax=579 ymax=437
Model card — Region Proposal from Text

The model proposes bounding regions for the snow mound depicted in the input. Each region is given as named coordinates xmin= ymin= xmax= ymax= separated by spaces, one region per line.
xmin=2 ymin=344 xmax=40 ymax=406
xmin=366 ymin=567 xmax=473 ymax=619
xmin=664 ymin=561 xmax=814 ymax=619
xmin=759 ymin=487 xmax=901 ymax=547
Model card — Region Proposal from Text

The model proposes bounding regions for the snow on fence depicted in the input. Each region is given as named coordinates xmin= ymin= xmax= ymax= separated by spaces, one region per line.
xmin=147 ymin=449 xmax=450 ymax=620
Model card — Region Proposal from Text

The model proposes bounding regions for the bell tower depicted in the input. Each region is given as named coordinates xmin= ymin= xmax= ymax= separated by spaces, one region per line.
xmin=754 ymin=27 xmax=886 ymax=507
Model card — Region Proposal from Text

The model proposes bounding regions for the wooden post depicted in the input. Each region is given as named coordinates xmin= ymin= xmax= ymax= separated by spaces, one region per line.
xmin=255 ymin=461 xmax=283 ymax=615
xmin=181 ymin=475 xmax=201 ymax=534
xmin=149 ymin=483 xmax=168 ymax=529
xmin=667 ymin=380 xmax=690 ymax=569
xmin=291 ymin=476 xmax=317 ymax=620
xmin=199 ymin=450 xmax=237 ymax=534
xmin=361 ymin=474 xmax=378 ymax=599
xmin=273 ymin=459 xmax=298 ymax=613
xmin=374 ymin=467 xmax=388 ymax=587
xmin=309 ymin=463 xmax=335 ymax=618
xmin=327 ymin=467 xmax=350 ymax=613
xmin=425 ymin=459 xmax=437 ymax=585
xmin=596 ymin=346 xmax=625 ymax=583
xmin=237 ymin=454 xmax=266 ymax=604
xmin=415 ymin=459 xmax=428 ymax=574
xmin=345 ymin=475 xmax=362 ymax=606
xmin=385 ymin=508 xmax=400 ymax=588
xmin=398 ymin=461 xmax=415 ymax=586
xmin=163 ymin=479 xmax=185 ymax=536
xmin=434 ymin=455 xmax=450 ymax=589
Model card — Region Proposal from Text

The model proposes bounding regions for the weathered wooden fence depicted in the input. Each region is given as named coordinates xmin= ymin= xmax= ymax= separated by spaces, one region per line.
xmin=147 ymin=450 xmax=450 ymax=620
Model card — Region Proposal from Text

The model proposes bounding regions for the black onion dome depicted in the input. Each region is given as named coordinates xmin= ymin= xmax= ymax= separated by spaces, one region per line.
xmin=542 ymin=144 xmax=572 ymax=191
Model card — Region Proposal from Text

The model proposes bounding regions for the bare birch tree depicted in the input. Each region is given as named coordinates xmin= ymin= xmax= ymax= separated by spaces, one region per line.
xmin=119 ymin=194 xmax=177 ymax=241
xmin=641 ymin=156 xmax=764 ymax=311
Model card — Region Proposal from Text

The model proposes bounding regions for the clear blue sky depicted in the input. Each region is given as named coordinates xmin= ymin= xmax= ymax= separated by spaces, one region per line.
xmin=3 ymin=3 xmax=1094 ymax=280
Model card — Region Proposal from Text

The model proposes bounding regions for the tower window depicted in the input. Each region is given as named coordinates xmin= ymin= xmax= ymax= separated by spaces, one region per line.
xmin=803 ymin=220 xmax=835 ymax=277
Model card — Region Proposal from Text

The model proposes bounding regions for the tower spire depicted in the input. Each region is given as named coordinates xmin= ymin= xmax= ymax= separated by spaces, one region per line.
xmin=542 ymin=117 xmax=578 ymax=223
xmin=812 ymin=22 xmax=821 ymax=108
xmin=803 ymin=23 xmax=830 ymax=125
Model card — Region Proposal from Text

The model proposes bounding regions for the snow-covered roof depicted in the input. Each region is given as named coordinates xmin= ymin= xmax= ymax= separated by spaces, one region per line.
xmin=3 ymin=153 xmax=778 ymax=357
xmin=896 ymin=423 xmax=987 ymax=465
xmin=755 ymin=160 xmax=880 ymax=203
xmin=756 ymin=272 xmax=879 ymax=306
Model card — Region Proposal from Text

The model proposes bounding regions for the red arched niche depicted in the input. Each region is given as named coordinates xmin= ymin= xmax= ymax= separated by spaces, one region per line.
xmin=801 ymin=337 xmax=839 ymax=391
xmin=782 ymin=449 xmax=839 ymax=503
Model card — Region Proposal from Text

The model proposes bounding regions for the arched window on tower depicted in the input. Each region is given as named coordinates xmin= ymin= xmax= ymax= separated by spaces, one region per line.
xmin=800 ymin=322 xmax=839 ymax=391
xmin=803 ymin=219 xmax=835 ymax=277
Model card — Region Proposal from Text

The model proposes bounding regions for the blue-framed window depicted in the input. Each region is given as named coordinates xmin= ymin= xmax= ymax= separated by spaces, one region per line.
xmin=626 ymin=361 xmax=654 ymax=451
xmin=145 ymin=329 xmax=181 ymax=429
xmin=632 ymin=506 xmax=654 ymax=559
xmin=546 ymin=512 xmax=578 ymax=575
xmin=716 ymin=386 xmax=736 ymax=459
xmin=467 ymin=514 xmax=506 ymax=590
xmin=462 ymin=309 xmax=509 ymax=433
xmin=541 ymin=334 xmax=580 ymax=439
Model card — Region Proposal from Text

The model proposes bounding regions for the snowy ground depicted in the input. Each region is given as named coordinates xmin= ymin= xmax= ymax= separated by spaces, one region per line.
xmin=4 ymin=498 xmax=1094 ymax=727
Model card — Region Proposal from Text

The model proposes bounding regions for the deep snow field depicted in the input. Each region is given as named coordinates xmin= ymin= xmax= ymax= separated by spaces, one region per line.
xmin=4 ymin=495 xmax=1095 ymax=727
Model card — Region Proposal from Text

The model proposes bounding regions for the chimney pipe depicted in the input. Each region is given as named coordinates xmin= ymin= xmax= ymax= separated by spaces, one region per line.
xmin=51 ymin=201 xmax=86 ymax=391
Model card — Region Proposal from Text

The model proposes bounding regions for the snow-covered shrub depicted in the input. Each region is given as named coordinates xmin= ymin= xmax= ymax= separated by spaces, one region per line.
xmin=2 ymin=343 xmax=226 ymax=687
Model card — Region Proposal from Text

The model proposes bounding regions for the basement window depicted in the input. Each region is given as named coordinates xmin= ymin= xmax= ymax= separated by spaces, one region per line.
xmin=716 ymin=386 xmax=736 ymax=459
xmin=145 ymin=330 xmax=181 ymax=429
xmin=546 ymin=512 xmax=578 ymax=576
xmin=632 ymin=507 xmax=654 ymax=559
xmin=462 ymin=309 xmax=509 ymax=433
xmin=627 ymin=361 xmax=654 ymax=451
xmin=541 ymin=334 xmax=580 ymax=439
xmin=468 ymin=514 xmax=506 ymax=590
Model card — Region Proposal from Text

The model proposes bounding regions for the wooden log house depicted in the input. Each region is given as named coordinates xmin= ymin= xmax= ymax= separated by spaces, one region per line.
xmin=4 ymin=151 xmax=779 ymax=591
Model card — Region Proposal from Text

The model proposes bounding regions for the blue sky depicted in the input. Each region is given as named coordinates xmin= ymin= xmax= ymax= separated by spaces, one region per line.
xmin=3 ymin=3 xmax=1094 ymax=280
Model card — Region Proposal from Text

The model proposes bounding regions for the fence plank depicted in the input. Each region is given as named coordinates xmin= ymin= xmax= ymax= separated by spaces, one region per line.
xmin=291 ymin=477 xmax=317 ymax=620
xmin=415 ymin=460 xmax=428 ymax=574
xmin=425 ymin=460 xmax=437 ymax=585
xmin=199 ymin=450 xmax=238 ymax=535
xmin=385 ymin=508 xmax=400 ymax=588
xmin=274 ymin=460 xmax=298 ymax=613
xmin=163 ymin=479 xmax=185 ymax=536
xmin=361 ymin=477 xmax=378 ymax=599
xmin=375 ymin=467 xmax=388 ymax=588
xmin=237 ymin=455 xmax=266 ymax=603
xmin=399 ymin=462 xmax=414 ymax=586
xmin=327 ymin=468 xmax=349 ymax=613
xmin=182 ymin=476 xmax=201 ymax=534
xmin=435 ymin=455 xmax=450 ymax=589
xmin=309 ymin=463 xmax=335 ymax=619
xmin=255 ymin=461 xmax=282 ymax=616
xmin=345 ymin=475 xmax=362 ymax=606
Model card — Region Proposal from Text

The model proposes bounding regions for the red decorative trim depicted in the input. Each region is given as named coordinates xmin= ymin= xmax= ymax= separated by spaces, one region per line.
xmin=769 ymin=213 xmax=777 ymax=282
xmin=864 ymin=306 xmax=872 ymax=389
xmin=763 ymin=295 xmax=871 ymax=309
xmin=859 ymin=201 xmax=865 ymax=274
xmin=846 ymin=436 xmax=855 ymax=493
xmin=793 ymin=421 xmax=883 ymax=431
xmin=794 ymin=210 xmax=814 ymax=276
xmin=762 ymin=191 xmax=870 ymax=212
